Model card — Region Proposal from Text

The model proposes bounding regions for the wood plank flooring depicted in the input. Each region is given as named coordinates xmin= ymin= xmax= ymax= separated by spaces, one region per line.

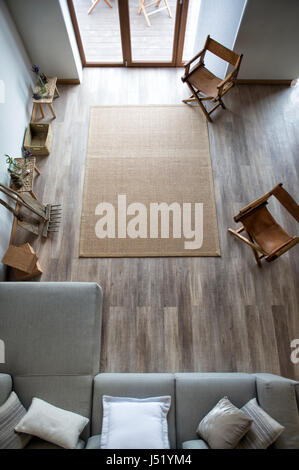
xmin=13 ymin=68 xmax=299 ymax=379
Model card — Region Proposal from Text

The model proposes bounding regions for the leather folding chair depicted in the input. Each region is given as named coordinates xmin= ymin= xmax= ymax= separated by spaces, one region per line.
xmin=182 ymin=35 xmax=243 ymax=122
xmin=228 ymin=184 xmax=299 ymax=267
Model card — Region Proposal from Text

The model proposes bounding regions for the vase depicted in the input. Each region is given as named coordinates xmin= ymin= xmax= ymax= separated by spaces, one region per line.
xmin=38 ymin=75 xmax=47 ymax=95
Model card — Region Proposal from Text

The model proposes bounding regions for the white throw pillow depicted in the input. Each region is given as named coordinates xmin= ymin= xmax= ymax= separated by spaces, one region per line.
xmin=15 ymin=398 xmax=89 ymax=449
xmin=100 ymin=395 xmax=171 ymax=449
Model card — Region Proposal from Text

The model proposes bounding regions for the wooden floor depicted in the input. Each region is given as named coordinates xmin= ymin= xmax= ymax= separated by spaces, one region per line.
xmin=72 ymin=0 xmax=198 ymax=63
xmin=14 ymin=68 xmax=299 ymax=379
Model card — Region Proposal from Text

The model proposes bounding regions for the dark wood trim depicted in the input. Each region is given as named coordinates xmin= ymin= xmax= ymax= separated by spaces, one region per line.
xmin=83 ymin=63 xmax=124 ymax=67
xmin=174 ymin=0 xmax=189 ymax=66
xmin=67 ymin=0 xmax=87 ymax=67
xmin=57 ymin=79 xmax=81 ymax=85
xmin=237 ymin=79 xmax=292 ymax=85
xmin=118 ymin=0 xmax=131 ymax=66
xmin=171 ymin=0 xmax=183 ymax=66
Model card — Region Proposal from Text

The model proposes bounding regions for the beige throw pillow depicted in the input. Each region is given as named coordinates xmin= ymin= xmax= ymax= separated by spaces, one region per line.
xmin=15 ymin=397 xmax=89 ymax=449
xmin=196 ymin=397 xmax=253 ymax=449
xmin=237 ymin=398 xmax=285 ymax=449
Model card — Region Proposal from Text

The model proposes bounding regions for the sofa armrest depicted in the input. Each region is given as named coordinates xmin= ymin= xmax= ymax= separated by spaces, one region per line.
xmin=0 ymin=373 xmax=12 ymax=405
xmin=254 ymin=373 xmax=299 ymax=449
xmin=182 ymin=439 xmax=209 ymax=449
xmin=85 ymin=434 xmax=101 ymax=449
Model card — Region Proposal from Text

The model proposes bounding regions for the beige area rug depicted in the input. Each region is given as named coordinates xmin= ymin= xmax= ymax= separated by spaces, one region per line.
xmin=80 ymin=105 xmax=220 ymax=257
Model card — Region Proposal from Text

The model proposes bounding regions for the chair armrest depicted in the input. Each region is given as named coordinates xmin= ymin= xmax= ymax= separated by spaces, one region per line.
xmin=217 ymin=68 xmax=237 ymax=90
xmin=182 ymin=48 xmax=206 ymax=80
xmin=184 ymin=47 xmax=205 ymax=68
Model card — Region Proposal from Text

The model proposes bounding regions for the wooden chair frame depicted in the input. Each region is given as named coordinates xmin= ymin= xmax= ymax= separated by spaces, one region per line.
xmin=228 ymin=183 xmax=299 ymax=267
xmin=88 ymin=0 xmax=112 ymax=15
xmin=181 ymin=35 xmax=243 ymax=122
xmin=138 ymin=0 xmax=172 ymax=27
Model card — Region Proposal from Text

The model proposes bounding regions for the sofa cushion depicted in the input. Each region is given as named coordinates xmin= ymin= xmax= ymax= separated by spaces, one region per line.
xmin=0 ymin=282 xmax=102 ymax=376
xmin=182 ymin=439 xmax=209 ymax=449
xmin=13 ymin=375 xmax=93 ymax=441
xmin=0 ymin=374 xmax=12 ymax=406
xmin=85 ymin=434 xmax=101 ymax=449
xmin=175 ymin=373 xmax=256 ymax=448
xmin=92 ymin=374 xmax=176 ymax=448
xmin=25 ymin=438 xmax=85 ymax=449
xmin=255 ymin=373 xmax=299 ymax=449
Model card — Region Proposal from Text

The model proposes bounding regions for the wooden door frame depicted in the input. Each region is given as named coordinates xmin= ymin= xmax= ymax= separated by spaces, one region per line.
xmin=68 ymin=0 xmax=189 ymax=67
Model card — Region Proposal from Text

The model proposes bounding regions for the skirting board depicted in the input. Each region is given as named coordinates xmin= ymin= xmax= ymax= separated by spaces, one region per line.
xmin=237 ymin=79 xmax=292 ymax=85
xmin=57 ymin=79 xmax=81 ymax=85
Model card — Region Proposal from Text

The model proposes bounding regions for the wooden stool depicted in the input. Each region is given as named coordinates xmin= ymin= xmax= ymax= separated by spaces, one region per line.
xmin=88 ymin=0 xmax=112 ymax=14
xmin=32 ymin=77 xmax=60 ymax=122
xmin=138 ymin=0 xmax=172 ymax=27
xmin=11 ymin=157 xmax=41 ymax=201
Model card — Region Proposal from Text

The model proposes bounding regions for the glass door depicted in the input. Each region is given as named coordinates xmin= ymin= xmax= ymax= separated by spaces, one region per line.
xmin=70 ymin=0 xmax=123 ymax=65
xmin=128 ymin=0 xmax=178 ymax=64
xmin=69 ymin=0 xmax=193 ymax=67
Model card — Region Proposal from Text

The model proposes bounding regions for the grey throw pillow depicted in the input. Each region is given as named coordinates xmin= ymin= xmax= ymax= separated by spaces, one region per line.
xmin=0 ymin=392 xmax=32 ymax=449
xmin=237 ymin=398 xmax=285 ymax=449
xmin=196 ymin=397 xmax=253 ymax=449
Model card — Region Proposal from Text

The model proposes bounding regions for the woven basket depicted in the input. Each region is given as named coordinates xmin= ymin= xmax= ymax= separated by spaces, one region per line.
xmin=24 ymin=123 xmax=52 ymax=156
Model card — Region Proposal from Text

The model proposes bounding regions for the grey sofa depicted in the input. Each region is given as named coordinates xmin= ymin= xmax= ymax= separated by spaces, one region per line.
xmin=0 ymin=282 xmax=102 ymax=448
xmin=1 ymin=282 xmax=299 ymax=449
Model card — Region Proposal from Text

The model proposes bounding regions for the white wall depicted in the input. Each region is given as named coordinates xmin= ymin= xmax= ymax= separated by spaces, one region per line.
xmin=7 ymin=0 xmax=82 ymax=81
xmin=0 ymin=0 xmax=33 ymax=280
xmin=235 ymin=0 xmax=299 ymax=80
xmin=194 ymin=0 xmax=247 ymax=78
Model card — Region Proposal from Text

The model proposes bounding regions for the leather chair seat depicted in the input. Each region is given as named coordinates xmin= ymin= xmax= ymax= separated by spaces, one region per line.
xmin=242 ymin=206 xmax=292 ymax=254
xmin=188 ymin=66 xmax=221 ymax=98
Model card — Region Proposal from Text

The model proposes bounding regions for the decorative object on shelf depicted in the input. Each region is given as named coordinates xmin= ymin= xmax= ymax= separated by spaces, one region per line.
xmin=24 ymin=123 xmax=52 ymax=156
xmin=2 ymin=243 xmax=43 ymax=281
xmin=23 ymin=149 xmax=32 ymax=161
xmin=32 ymin=77 xmax=60 ymax=122
xmin=5 ymin=154 xmax=26 ymax=189
xmin=5 ymin=154 xmax=23 ymax=175
xmin=10 ymin=157 xmax=41 ymax=200
xmin=40 ymin=72 xmax=48 ymax=84
xmin=0 ymin=183 xmax=62 ymax=238
xmin=31 ymin=64 xmax=47 ymax=95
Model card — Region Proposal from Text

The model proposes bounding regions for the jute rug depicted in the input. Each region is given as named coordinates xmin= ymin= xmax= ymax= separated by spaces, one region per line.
xmin=80 ymin=105 xmax=220 ymax=257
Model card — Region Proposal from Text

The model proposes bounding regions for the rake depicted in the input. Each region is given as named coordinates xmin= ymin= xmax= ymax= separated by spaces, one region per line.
xmin=0 ymin=183 xmax=62 ymax=238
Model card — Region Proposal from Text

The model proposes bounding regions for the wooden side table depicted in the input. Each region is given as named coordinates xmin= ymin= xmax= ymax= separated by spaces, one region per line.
xmin=11 ymin=157 xmax=41 ymax=200
xmin=32 ymin=77 xmax=60 ymax=122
